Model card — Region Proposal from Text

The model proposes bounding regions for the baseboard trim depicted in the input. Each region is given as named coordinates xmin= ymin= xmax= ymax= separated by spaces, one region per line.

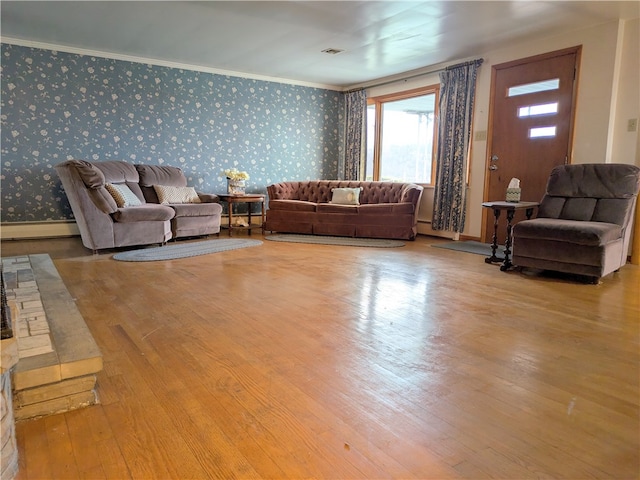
xmin=3 ymin=219 xmax=468 ymax=242
xmin=1 ymin=222 xmax=80 ymax=240
xmin=416 ymin=220 xmax=459 ymax=240
xmin=459 ymin=235 xmax=481 ymax=242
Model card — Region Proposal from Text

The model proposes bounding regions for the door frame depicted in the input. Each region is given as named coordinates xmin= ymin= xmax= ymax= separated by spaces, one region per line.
xmin=481 ymin=46 xmax=582 ymax=242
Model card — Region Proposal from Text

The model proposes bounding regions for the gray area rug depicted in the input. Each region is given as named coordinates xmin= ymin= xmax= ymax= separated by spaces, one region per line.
xmin=432 ymin=240 xmax=504 ymax=257
xmin=112 ymin=239 xmax=263 ymax=262
xmin=265 ymin=234 xmax=405 ymax=248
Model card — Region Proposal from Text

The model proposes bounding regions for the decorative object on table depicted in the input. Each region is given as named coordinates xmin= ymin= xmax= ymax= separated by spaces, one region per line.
xmin=112 ymin=239 xmax=263 ymax=262
xmin=505 ymin=178 xmax=521 ymax=202
xmin=223 ymin=168 xmax=250 ymax=195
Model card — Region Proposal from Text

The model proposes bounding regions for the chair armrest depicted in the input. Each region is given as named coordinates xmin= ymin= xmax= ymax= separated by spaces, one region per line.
xmin=197 ymin=192 xmax=220 ymax=203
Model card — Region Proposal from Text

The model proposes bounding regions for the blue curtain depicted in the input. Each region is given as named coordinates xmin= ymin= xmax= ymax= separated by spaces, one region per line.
xmin=432 ymin=59 xmax=483 ymax=232
xmin=342 ymin=90 xmax=366 ymax=180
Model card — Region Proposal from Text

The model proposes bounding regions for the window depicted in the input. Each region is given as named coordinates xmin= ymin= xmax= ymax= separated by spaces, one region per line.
xmin=529 ymin=126 xmax=557 ymax=138
xmin=518 ymin=102 xmax=558 ymax=117
xmin=507 ymin=78 xmax=559 ymax=97
xmin=366 ymin=86 xmax=439 ymax=184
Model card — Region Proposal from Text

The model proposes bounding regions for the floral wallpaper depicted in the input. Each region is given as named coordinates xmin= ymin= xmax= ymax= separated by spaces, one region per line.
xmin=1 ymin=43 xmax=341 ymax=222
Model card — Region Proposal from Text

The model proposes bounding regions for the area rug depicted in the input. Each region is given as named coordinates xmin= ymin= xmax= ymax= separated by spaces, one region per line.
xmin=264 ymin=234 xmax=404 ymax=248
xmin=431 ymin=240 xmax=504 ymax=257
xmin=112 ymin=239 xmax=263 ymax=262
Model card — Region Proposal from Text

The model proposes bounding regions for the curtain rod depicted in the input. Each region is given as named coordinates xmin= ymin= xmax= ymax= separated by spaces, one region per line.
xmin=344 ymin=57 xmax=483 ymax=93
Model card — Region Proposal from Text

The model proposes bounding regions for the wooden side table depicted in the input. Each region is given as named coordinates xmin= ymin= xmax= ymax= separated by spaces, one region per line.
xmin=482 ymin=201 xmax=539 ymax=271
xmin=218 ymin=194 xmax=265 ymax=237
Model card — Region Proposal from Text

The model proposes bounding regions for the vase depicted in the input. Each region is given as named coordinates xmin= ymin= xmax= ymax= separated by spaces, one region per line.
xmin=227 ymin=178 xmax=246 ymax=195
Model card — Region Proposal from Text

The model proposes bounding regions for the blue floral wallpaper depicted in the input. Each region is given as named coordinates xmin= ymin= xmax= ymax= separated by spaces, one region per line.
xmin=1 ymin=43 xmax=342 ymax=222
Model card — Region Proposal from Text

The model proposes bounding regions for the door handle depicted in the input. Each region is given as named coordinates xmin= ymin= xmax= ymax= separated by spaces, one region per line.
xmin=489 ymin=165 xmax=498 ymax=171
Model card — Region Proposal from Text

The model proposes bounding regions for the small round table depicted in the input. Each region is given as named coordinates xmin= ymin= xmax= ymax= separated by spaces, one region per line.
xmin=218 ymin=194 xmax=266 ymax=236
xmin=482 ymin=201 xmax=539 ymax=271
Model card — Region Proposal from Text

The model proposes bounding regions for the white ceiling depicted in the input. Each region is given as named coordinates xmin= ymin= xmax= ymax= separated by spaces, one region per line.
xmin=2 ymin=1 xmax=638 ymax=90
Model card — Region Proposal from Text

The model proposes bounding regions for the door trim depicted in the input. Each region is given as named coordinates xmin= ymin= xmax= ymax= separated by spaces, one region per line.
xmin=481 ymin=46 xmax=582 ymax=242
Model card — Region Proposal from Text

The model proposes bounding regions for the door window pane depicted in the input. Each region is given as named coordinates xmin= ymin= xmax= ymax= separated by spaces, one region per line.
xmin=518 ymin=102 xmax=558 ymax=117
xmin=529 ymin=126 xmax=557 ymax=138
xmin=508 ymin=78 xmax=559 ymax=97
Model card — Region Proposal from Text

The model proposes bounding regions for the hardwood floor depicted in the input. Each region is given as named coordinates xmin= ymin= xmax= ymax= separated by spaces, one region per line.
xmin=2 ymin=234 xmax=639 ymax=479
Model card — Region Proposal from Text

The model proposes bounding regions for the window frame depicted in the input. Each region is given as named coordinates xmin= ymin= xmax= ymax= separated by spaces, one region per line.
xmin=366 ymin=84 xmax=440 ymax=185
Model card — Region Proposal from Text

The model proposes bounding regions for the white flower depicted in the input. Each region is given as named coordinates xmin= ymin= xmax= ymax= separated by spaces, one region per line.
xmin=223 ymin=168 xmax=249 ymax=181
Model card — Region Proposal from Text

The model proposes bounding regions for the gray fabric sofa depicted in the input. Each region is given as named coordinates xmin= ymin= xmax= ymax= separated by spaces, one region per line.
xmin=265 ymin=180 xmax=423 ymax=240
xmin=55 ymin=160 xmax=222 ymax=253
xmin=512 ymin=163 xmax=640 ymax=281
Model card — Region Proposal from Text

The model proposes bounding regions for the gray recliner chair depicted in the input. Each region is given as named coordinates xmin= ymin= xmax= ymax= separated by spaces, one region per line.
xmin=512 ymin=163 xmax=640 ymax=282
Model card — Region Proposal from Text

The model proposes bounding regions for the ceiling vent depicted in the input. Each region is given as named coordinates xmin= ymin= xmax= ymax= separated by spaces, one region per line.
xmin=321 ymin=48 xmax=344 ymax=55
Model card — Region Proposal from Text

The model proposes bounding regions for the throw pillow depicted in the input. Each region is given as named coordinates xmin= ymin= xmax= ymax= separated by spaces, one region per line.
xmin=105 ymin=183 xmax=143 ymax=208
xmin=153 ymin=185 xmax=201 ymax=204
xmin=330 ymin=187 xmax=362 ymax=205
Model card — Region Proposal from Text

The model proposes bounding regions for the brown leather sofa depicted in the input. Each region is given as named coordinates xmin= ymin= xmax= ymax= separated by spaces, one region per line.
xmin=265 ymin=181 xmax=423 ymax=240
xmin=55 ymin=160 xmax=222 ymax=253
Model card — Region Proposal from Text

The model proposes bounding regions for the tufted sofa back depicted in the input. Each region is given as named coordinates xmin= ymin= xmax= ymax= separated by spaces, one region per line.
xmin=267 ymin=181 xmax=423 ymax=206
xmin=538 ymin=164 xmax=640 ymax=227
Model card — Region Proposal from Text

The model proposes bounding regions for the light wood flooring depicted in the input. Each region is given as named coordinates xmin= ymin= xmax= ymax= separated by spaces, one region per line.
xmin=2 ymin=234 xmax=639 ymax=479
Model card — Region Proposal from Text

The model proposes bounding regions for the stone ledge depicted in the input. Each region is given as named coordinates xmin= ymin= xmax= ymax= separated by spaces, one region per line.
xmin=4 ymin=254 xmax=103 ymax=419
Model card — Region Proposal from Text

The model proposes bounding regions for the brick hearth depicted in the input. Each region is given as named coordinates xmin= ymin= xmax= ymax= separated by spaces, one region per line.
xmin=2 ymin=254 xmax=103 ymax=420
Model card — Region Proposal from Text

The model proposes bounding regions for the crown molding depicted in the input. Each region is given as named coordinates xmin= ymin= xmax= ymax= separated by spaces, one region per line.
xmin=1 ymin=36 xmax=344 ymax=92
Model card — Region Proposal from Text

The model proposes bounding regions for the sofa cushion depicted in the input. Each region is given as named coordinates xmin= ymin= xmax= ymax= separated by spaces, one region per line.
xmin=356 ymin=203 xmax=394 ymax=214
xmin=170 ymin=202 xmax=223 ymax=217
xmin=136 ymin=165 xmax=187 ymax=187
xmin=559 ymin=198 xmax=598 ymax=221
xmin=153 ymin=185 xmax=201 ymax=204
xmin=513 ymin=218 xmax=622 ymax=246
xmin=111 ymin=204 xmax=175 ymax=223
xmin=268 ymin=199 xmax=317 ymax=212
xmin=331 ymin=187 xmax=362 ymax=205
xmin=197 ymin=192 xmax=220 ymax=203
xmin=105 ymin=183 xmax=143 ymax=208
xmin=68 ymin=160 xmax=106 ymax=188
xmin=591 ymin=198 xmax=635 ymax=226
xmin=355 ymin=203 xmax=415 ymax=215
xmin=95 ymin=161 xmax=140 ymax=184
xmin=88 ymin=188 xmax=119 ymax=214
xmin=546 ymin=163 xmax=640 ymax=199
xmin=316 ymin=203 xmax=359 ymax=214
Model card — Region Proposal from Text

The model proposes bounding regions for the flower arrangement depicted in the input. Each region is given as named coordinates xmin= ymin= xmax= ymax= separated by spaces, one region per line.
xmin=223 ymin=168 xmax=250 ymax=181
